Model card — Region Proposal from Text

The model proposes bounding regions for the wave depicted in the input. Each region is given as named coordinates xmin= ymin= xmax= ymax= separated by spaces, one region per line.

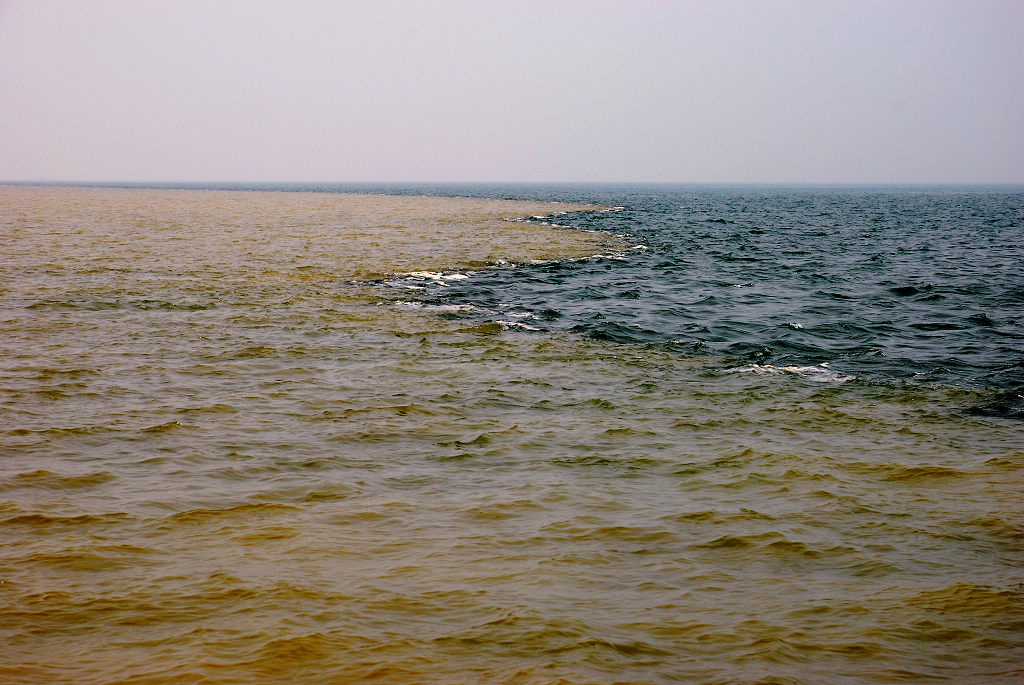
xmin=159 ymin=503 xmax=300 ymax=527
xmin=0 ymin=469 xmax=116 ymax=490
xmin=735 ymin=362 xmax=855 ymax=383
xmin=1 ymin=511 xmax=134 ymax=527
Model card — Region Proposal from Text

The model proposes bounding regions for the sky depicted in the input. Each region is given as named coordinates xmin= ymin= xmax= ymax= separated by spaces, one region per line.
xmin=1 ymin=0 xmax=1022 ymax=184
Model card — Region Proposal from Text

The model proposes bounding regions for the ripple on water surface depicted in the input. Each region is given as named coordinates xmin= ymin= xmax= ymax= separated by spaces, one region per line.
xmin=1 ymin=185 xmax=1022 ymax=684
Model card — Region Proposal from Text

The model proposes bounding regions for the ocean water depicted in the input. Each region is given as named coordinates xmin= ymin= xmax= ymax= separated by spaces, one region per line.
xmin=1 ymin=183 xmax=1021 ymax=684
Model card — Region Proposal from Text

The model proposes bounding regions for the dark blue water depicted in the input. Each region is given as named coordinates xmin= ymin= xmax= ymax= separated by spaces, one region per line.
xmin=383 ymin=185 xmax=1022 ymax=393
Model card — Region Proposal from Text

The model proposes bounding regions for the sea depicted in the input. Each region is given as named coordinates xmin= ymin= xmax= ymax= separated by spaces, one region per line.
xmin=1 ymin=183 xmax=1021 ymax=684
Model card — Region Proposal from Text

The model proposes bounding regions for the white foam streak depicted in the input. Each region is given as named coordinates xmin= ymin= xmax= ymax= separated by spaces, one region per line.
xmin=497 ymin=320 xmax=540 ymax=331
xmin=391 ymin=270 xmax=473 ymax=288
xmin=737 ymin=362 xmax=855 ymax=383
xmin=395 ymin=301 xmax=475 ymax=313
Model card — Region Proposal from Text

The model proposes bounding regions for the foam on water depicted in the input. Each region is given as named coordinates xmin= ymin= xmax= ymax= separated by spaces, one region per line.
xmin=737 ymin=362 xmax=856 ymax=383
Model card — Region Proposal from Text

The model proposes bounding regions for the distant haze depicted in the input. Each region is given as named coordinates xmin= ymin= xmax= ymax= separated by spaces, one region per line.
xmin=1 ymin=0 xmax=1022 ymax=183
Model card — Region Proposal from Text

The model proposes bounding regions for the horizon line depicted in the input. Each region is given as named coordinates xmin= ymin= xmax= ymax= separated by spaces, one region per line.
xmin=4 ymin=179 xmax=1023 ymax=188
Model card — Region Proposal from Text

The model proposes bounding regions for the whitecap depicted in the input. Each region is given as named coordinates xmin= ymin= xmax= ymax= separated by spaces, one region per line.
xmin=403 ymin=271 xmax=445 ymax=280
xmin=498 ymin=320 xmax=540 ymax=331
xmin=391 ymin=270 xmax=472 ymax=288
xmin=737 ymin=362 xmax=854 ymax=383
xmin=432 ymin=304 xmax=475 ymax=313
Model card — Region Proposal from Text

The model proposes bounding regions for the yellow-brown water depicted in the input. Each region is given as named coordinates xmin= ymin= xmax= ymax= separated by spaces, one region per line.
xmin=1 ymin=186 xmax=1021 ymax=683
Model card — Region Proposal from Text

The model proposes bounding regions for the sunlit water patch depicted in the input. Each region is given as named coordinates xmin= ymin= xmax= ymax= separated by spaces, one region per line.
xmin=1 ymin=185 xmax=1022 ymax=684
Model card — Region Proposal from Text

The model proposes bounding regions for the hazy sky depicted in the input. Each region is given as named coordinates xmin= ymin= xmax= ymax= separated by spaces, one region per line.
xmin=2 ymin=0 xmax=1022 ymax=183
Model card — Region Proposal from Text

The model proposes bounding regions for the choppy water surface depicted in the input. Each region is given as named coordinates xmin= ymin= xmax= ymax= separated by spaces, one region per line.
xmin=1 ymin=184 xmax=1022 ymax=684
